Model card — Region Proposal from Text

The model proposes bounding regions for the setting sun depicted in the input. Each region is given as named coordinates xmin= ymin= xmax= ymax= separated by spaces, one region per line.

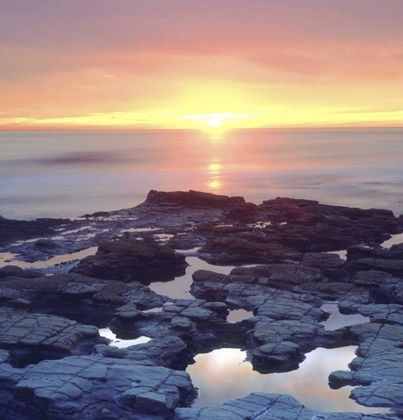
xmin=208 ymin=116 xmax=222 ymax=127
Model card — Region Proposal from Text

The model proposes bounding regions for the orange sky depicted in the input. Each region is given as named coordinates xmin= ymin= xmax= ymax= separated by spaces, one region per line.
xmin=1 ymin=0 xmax=403 ymax=130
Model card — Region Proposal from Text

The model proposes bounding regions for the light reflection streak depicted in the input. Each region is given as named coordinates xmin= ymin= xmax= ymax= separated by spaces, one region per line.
xmin=207 ymin=161 xmax=223 ymax=192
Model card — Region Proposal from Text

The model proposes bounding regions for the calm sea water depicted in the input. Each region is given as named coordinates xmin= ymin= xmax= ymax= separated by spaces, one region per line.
xmin=1 ymin=128 xmax=403 ymax=220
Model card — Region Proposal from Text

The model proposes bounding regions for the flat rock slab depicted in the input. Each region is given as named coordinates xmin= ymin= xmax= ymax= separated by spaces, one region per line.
xmin=329 ymin=319 xmax=403 ymax=413
xmin=0 ymin=355 xmax=196 ymax=420
xmin=175 ymin=392 xmax=389 ymax=420
xmin=0 ymin=313 xmax=105 ymax=366
xmin=0 ymin=273 xmax=166 ymax=325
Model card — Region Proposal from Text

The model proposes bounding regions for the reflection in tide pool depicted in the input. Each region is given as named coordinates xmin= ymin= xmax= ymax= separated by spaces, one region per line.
xmin=187 ymin=347 xmax=388 ymax=414
xmin=0 ymin=246 xmax=98 ymax=270
xmin=321 ymin=303 xmax=369 ymax=330
xmin=98 ymin=327 xmax=151 ymax=348
xmin=227 ymin=309 xmax=252 ymax=323
xmin=329 ymin=250 xmax=347 ymax=260
xmin=382 ymin=232 xmax=403 ymax=249
xmin=149 ymin=256 xmax=242 ymax=299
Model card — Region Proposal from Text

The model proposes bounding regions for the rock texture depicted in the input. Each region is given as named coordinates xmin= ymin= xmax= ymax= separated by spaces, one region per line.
xmin=1 ymin=190 xmax=403 ymax=419
xmin=0 ymin=355 xmax=195 ymax=420
xmin=175 ymin=393 xmax=389 ymax=420
xmin=71 ymin=239 xmax=187 ymax=283
xmin=0 ymin=216 xmax=68 ymax=246
xmin=0 ymin=313 xmax=106 ymax=367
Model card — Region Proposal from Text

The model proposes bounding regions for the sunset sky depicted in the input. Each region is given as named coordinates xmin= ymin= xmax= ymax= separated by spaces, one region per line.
xmin=1 ymin=0 xmax=403 ymax=130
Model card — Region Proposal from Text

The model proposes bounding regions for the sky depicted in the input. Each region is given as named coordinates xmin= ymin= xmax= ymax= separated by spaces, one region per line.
xmin=1 ymin=0 xmax=403 ymax=130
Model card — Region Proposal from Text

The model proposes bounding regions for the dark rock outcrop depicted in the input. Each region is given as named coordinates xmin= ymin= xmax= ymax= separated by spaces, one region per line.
xmin=0 ymin=273 xmax=166 ymax=325
xmin=0 ymin=216 xmax=68 ymax=246
xmin=71 ymin=239 xmax=187 ymax=283
xmin=145 ymin=189 xmax=246 ymax=209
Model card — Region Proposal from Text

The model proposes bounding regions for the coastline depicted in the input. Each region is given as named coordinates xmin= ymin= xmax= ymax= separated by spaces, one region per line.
xmin=0 ymin=190 xmax=403 ymax=419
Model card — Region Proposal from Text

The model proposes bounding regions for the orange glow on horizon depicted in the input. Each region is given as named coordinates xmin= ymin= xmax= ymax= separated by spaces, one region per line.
xmin=1 ymin=2 xmax=403 ymax=130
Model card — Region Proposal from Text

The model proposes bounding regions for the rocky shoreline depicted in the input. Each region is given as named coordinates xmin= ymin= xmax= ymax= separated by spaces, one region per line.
xmin=1 ymin=190 xmax=403 ymax=419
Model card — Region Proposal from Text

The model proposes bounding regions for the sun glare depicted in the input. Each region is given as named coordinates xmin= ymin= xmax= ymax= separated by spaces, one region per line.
xmin=208 ymin=115 xmax=222 ymax=127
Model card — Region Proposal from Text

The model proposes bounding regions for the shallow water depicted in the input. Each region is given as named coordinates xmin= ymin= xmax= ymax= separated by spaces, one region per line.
xmin=321 ymin=303 xmax=369 ymax=330
xmin=187 ymin=346 xmax=388 ymax=414
xmin=382 ymin=233 xmax=403 ymax=249
xmin=149 ymin=256 xmax=243 ymax=299
xmin=2 ymin=128 xmax=403 ymax=220
xmin=0 ymin=246 xmax=98 ymax=271
xmin=98 ymin=327 xmax=151 ymax=348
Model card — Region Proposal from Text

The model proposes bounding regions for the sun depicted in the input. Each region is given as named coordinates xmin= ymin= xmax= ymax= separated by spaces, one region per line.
xmin=207 ymin=115 xmax=222 ymax=127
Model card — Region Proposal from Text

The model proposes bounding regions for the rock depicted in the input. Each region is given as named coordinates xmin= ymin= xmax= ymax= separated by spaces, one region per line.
xmin=175 ymin=392 xmax=384 ymax=420
xmin=71 ymin=239 xmax=187 ymax=283
xmin=301 ymin=252 xmax=346 ymax=279
xmin=347 ymin=244 xmax=403 ymax=261
xmin=230 ymin=264 xmax=326 ymax=290
xmin=171 ymin=316 xmax=193 ymax=330
xmin=0 ymin=313 xmax=106 ymax=367
xmin=328 ymin=317 xmax=403 ymax=413
xmin=347 ymin=258 xmax=403 ymax=277
xmin=34 ymin=239 xmax=58 ymax=249
xmin=0 ymin=265 xmax=43 ymax=279
xmin=0 ymin=273 xmax=166 ymax=326
xmin=145 ymin=190 xmax=246 ymax=209
xmin=252 ymin=341 xmax=305 ymax=373
xmin=1 ymin=191 xmax=403 ymax=418
xmin=94 ymin=336 xmax=189 ymax=370
xmin=0 ymin=355 xmax=196 ymax=419
xmin=0 ymin=216 xmax=68 ymax=246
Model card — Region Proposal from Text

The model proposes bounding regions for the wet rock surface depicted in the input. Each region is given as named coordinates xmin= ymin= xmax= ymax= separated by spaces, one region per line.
xmin=1 ymin=190 xmax=403 ymax=419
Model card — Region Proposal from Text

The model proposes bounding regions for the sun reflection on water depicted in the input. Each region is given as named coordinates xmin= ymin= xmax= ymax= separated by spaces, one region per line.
xmin=207 ymin=161 xmax=224 ymax=192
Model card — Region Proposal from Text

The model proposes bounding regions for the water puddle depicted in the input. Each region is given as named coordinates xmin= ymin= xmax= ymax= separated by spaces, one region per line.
xmin=227 ymin=309 xmax=252 ymax=323
xmin=0 ymin=247 xmax=98 ymax=270
xmin=149 ymin=256 xmax=244 ymax=299
xmin=176 ymin=247 xmax=202 ymax=254
xmin=98 ymin=327 xmax=151 ymax=348
xmin=321 ymin=303 xmax=369 ymax=330
xmin=187 ymin=346 xmax=388 ymax=414
xmin=382 ymin=232 xmax=403 ymax=249
xmin=0 ymin=252 xmax=19 ymax=265
xmin=329 ymin=250 xmax=347 ymax=260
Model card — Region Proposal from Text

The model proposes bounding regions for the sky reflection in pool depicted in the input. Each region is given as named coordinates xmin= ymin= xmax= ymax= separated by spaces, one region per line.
xmin=187 ymin=347 xmax=388 ymax=414
xmin=98 ymin=327 xmax=150 ymax=348
xmin=382 ymin=232 xmax=403 ymax=249
xmin=227 ymin=309 xmax=252 ymax=323
xmin=321 ymin=303 xmax=369 ymax=330
xmin=149 ymin=256 xmax=240 ymax=299
xmin=0 ymin=246 xmax=98 ymax=270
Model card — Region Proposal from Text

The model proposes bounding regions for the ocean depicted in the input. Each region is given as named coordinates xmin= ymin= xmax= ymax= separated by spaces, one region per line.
xmin=1 ymin=128 xmax=403 ymax=220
